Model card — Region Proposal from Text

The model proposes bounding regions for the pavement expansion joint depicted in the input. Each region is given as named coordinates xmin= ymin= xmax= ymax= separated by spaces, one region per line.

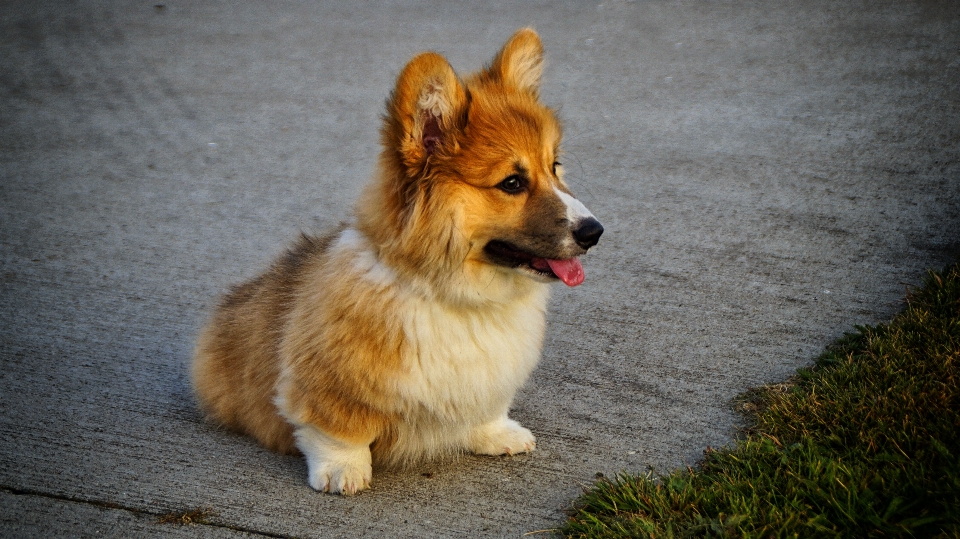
xmin=1 ymin=486 xmax=293 ymax=539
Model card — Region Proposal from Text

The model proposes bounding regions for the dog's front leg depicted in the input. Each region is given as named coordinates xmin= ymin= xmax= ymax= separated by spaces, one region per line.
xmin=467 ymin=415 xmax=536 ymax=456
xmin=294 ymin=424 xmax=373 ymax=495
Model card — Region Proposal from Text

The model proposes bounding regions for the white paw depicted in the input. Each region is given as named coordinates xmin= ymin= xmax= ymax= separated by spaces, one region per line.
xmin=468 ymin=416 xmax=536 ymax=456
xmin=294 ymin=425 xmax=373 ymax=495
xmin=307 ymin=459 xmax=372 ymax=496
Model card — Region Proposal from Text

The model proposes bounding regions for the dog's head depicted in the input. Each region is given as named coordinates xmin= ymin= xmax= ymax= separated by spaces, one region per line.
xmin=358 ymin=28 xmax=602 ymax=300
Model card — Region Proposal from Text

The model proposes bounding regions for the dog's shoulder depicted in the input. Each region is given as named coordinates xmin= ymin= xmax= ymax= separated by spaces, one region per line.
xmin=217 ymin=225 xmax=346 ymax=314
xmin=279 ymin=226 xmax=346 ymax=275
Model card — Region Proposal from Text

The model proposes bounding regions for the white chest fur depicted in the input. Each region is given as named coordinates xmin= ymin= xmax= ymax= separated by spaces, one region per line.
xmin=334 ymin=228 xmax=550 ymax=460
xmin=397 ymin=288 xmax=548 ymax=423
xmin=387 ymin=291 xmax=548 ymax=463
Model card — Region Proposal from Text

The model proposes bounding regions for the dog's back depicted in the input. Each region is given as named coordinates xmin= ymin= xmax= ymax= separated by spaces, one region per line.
xmin=192 ymin=232 xmax=337 ymax=455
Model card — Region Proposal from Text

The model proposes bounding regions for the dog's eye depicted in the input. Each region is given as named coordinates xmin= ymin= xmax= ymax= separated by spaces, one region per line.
xmin=498 ymin=175 xmax=525 ymax=194
xmin=552 ymin=161 xmax=562 ymax=175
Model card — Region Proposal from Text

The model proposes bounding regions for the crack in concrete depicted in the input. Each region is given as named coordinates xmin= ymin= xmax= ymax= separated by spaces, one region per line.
xmin=1 ymin=486 xmax=298 ymax=539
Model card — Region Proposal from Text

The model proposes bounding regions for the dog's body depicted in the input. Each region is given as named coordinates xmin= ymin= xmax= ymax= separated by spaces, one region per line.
xmin=192 ymin=29 xmax=602 ymax=495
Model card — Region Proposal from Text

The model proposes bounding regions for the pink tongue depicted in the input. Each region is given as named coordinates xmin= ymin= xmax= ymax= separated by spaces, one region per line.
xmin=546 ymin=257 xmax=584 ymax=287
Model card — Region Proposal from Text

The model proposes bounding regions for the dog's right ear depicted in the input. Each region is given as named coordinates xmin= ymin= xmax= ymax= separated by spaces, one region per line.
xmin=382 ymin=52 xmax=467 ymax=173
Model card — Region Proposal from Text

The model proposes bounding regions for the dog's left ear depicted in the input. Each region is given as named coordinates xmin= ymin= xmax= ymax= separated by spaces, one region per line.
xmin=487 ymin=28 xmax=544 ymax=96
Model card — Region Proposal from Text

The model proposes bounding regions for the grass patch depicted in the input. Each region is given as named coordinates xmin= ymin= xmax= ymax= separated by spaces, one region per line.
xmin=559 ymin=264 xmax=960 ymax=538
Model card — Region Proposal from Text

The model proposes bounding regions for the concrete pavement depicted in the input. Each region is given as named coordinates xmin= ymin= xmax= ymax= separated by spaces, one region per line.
xmin=2 ymin=1 xmax=958 ymax=537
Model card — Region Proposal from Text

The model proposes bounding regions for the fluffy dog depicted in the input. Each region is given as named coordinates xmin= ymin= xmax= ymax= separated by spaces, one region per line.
xmin=191 ymin=28 xmax=603 ymax=495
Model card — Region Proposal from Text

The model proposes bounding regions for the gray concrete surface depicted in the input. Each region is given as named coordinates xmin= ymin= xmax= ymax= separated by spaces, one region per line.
xmin=2 ymin=1 xmax=958 ymax=537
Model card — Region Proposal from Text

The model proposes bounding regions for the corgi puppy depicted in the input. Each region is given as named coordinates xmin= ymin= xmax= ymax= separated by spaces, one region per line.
xmin=191 ymin=28 xmax=603 ymax=495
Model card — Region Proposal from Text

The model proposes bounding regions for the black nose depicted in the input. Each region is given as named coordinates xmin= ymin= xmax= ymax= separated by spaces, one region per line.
xmin=573 ymin=218 xmax=604 ymax=249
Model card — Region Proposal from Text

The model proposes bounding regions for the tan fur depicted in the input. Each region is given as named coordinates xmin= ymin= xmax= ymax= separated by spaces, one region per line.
xmin=192 ymin=28 xmax=600 ymax=494
xmin=191 ymin=233 xmax=338 ymax=454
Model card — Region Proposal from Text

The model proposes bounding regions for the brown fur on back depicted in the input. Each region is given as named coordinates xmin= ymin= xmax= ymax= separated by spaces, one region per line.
xmin=191 ymin=231 xmax=339 ymax=454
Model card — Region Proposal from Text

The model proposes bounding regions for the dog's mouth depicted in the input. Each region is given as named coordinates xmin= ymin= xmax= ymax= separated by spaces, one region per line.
xmin=483 ymin=240 xmax=584 ymax=287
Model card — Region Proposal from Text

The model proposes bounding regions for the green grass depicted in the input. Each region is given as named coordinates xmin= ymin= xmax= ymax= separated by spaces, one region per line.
xmin=559 ymin=264 xmax=960 ymax=538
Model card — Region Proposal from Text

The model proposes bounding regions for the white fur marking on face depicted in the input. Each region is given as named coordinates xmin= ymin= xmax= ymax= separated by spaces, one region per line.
xmin=554 ymin=187 xmax=594 ymax=223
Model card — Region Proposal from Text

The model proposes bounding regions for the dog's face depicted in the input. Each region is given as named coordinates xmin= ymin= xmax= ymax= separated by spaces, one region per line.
xmin=451 ymin=95 xmax=602 ymax=287
xmin=362 ymin=28 xmax=601 ymax=295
